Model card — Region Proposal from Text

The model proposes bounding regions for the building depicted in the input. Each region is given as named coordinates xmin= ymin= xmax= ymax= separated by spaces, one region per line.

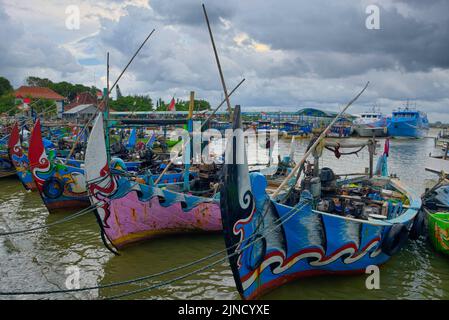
xmin=63 ymin=104 xmax=99 ymax=122
xmin=14 ymin=86 xmax=66 ymax=118
xmin=64 ymin=92 xmax=98 ymax=112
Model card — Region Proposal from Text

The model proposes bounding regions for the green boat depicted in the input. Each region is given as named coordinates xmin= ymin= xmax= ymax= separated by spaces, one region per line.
xmin=422 ymin=174 xmax=449 ymax=255
xmin=427 ymin=211 xmax=449 ymax=255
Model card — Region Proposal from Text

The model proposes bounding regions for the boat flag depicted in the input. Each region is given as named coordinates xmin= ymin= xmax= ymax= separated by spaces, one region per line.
xmin=168 ymin=97 xmax=176 ymax=112
xmin=126 ymin=128 xmax=137 ymax=149
xmin=146 ymin=133 xmax=157 ymax=148
xmin=375 ymin=138 xmax=390 ymax=176
xmin=384 ymin=138 xmax=390 ymax=157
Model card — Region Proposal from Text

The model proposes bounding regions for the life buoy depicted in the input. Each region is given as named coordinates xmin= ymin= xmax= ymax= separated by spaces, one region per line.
xmin=381 ymin=223 xmax=409 ymax=256
xmin=42 ymin=177 xmax=64 ymax=199
xmin=409 ymin=210 xmax=426 ymax=240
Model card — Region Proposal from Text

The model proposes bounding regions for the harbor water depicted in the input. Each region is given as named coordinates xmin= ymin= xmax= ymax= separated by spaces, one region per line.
xmin=1 ymin=131 xmax=449 ymax=300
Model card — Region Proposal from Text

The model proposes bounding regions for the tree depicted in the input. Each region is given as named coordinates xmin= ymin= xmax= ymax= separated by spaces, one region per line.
xmin=0 ymin=76 xmax=13 ymax=97
xmin=0 ymin=94 xmax=16 ymax=115
xmin=109 ymin=95 xmax=154 ymax=112
xmin=25 ymin=76 xmax=100 ymax=101
xmin=174 ymin=99 xmax=211 ymax=112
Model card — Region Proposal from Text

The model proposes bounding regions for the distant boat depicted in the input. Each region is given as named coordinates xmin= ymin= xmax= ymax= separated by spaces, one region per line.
xmin=353 ymin=110 xmax=388 ymax=137
xmin=387 ymin=107 xmax=429 ymax=138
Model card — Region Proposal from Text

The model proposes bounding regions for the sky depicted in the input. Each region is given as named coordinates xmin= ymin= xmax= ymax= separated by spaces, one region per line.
xmin=0 ymin=0 xmax=448 ymax=121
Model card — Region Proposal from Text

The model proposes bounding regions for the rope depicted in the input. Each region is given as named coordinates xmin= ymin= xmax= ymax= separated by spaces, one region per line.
xmin=106 ymin=200 xmax=308 ymax=300
xmin=0 ymin=198 xmax=309 ymax=297
xmin=325 ymin=145 xmax=366 ymax=159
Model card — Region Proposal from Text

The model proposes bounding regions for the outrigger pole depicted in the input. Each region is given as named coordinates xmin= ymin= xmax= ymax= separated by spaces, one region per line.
xmin=272 ymin=82 xmax=370 ymax=197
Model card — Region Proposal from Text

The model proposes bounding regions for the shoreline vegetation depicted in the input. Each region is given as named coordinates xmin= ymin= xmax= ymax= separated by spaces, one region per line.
xmin=0 ymin=75 xmax=212 ymax=116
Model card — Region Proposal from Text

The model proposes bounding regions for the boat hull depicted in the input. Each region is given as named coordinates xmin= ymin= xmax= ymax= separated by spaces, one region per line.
xmin=354 ymin=126 xmax=387 ymax=137
xmin=428 ymin=212 xmax=449 ymax=255
xmin=99 ymin=181 xmax=222 ymax=248
xmin=387 ymin=119 xmax=429 ymax=138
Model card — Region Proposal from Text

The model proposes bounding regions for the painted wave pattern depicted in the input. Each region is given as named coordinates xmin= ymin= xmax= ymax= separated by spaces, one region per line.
xmin=233 ymin=175 xmax=388 ymax=298
xmin=91 ymin=176 xmax=222 ymax=246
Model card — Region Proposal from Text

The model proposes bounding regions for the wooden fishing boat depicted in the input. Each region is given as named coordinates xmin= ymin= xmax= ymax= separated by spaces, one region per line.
xmin=422 ymin=171 xmax=449 ymax=256
xmin=27 ymin=120 xmax=189 ymax=213
xmin=7 ymin=122 xmax=37 ymax=190
xmin=84 ymin=113 xmax=222 ymax=249
xmin=220 ymin=106 xmax=421 ymax=300
xmin=28 ymin=119 xmax=90 ymax=212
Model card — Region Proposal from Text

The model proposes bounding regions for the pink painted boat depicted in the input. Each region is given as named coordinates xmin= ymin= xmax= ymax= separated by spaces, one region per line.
xmin=85 ymin=114 xmax=222 ymax=250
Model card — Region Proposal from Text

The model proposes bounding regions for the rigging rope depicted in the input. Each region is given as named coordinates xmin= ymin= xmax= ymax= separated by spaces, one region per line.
xmin=106 ymin=200 xmax=308 ymax=300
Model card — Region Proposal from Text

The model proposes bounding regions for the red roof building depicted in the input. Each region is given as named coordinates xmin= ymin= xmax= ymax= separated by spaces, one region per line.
xmin=14 ymin=86 xmax=65 ymax=101
xmin=64 ymin=91 xmax=98 ymax=111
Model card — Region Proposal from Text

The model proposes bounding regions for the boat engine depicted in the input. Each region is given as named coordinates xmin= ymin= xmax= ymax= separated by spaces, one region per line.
xmin=320 ymin=167 xmax=337 ymax=195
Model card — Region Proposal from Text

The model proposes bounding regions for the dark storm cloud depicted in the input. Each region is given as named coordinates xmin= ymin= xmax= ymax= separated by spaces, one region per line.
xmin=1 ymin=0 xmax=448 ymax=120
xmin=149 ymin=0 xmax=449 ymax=75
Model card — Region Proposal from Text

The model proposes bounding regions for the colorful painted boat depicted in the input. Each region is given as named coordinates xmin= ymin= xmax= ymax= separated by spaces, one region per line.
xmin=84 ymin=113 xmax=222 ymax=249
xmin=29 ymin=119 xmax=90 ymax=213
xmin=220 ymin=106 xmax=421 ymax=300
xmin=423 ymin=182 xmax=449 ymax=255
xmin=7 ymin=123 xmax=37 ymax=190
xmin=428 ymin=212 xmax=449 ymax=255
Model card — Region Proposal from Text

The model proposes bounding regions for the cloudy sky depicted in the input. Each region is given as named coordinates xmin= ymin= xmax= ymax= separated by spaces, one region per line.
xmin=1 ymin=0 xmax=448 ymax=121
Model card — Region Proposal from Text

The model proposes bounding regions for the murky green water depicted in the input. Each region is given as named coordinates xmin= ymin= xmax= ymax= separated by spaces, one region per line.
xmin=1 ymin=130 xmax=449 ymax=300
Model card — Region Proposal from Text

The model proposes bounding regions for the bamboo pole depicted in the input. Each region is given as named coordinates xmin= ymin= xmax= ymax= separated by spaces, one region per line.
xmin=272 ymin=82 xmax=370 ymax=197
xmin=188 ymin=91 xmax=195 ymax=119
xmin=109 ymin=29 xmax=155 ymax=95
xmin=153 ymin=81 xmax=244 ymax=186
xmin=105 ymin=52 xmax=111 ymax=162
xmin=199 ymin=78 xmax=245 ymax=126
xmin=202 ymin=4 xmax=232 ymax=121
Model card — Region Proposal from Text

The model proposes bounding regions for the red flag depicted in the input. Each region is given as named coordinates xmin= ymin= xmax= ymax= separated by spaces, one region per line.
xmin=168 ymin=97 xmax=176 ymax=112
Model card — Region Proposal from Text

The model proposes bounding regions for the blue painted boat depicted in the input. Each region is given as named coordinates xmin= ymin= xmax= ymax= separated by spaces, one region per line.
xmin=387 ymin=107 xmax=429 ymax=138
xmin=220 ymin=106 xmax=421 ymax=300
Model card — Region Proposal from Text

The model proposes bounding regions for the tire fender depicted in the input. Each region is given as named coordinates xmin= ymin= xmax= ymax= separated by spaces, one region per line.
xmin=381 ymin=223 xmax=409 ymax=256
